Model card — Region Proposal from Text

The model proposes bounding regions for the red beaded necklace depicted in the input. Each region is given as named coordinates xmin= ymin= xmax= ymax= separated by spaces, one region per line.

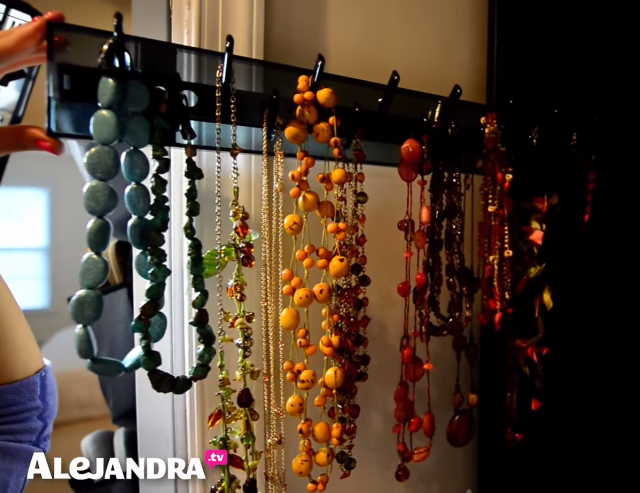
xmin=393 ymin=136 xmax=433 ymax=482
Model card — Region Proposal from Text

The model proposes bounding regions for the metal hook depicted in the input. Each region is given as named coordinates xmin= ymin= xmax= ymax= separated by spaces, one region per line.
xmin=378 ymin=70 xmax=400 ymax=114
xmin=309 ymin=54 xmax=325 ymax=92
xmin=97 ymin=11 xmax=131 ymax=71
xmin=222 ymin=35 xmax=234 ymax=86
xmin=179 ymin=93 xmax=197 ymax=142
xmin=266 ymin=90 xmax=281 ymax=141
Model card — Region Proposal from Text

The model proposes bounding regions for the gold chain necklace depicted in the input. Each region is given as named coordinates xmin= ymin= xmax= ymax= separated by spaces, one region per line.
xmin=262 ymin=110 xmax=287 ymax=493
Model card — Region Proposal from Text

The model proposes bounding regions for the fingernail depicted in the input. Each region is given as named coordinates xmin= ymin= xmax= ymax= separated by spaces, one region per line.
xmin=30 ymin=16 xmax=41 ymax=23
xmin=36 ymin=141 xmax=59 ymax=155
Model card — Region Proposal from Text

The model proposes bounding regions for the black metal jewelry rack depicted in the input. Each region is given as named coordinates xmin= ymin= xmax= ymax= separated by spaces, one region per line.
xmin=45 ymin=19 xmax=487 ymax=168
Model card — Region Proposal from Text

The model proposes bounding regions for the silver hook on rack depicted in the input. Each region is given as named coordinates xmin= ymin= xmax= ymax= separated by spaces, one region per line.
xmin=309 ymin=54 xmax=325 ymax=92
xmin=378 ymin=70 xmax=400 ymax=114
xmin=97 ymin=12 xmax=131 ymax=71
xmin=98 ymin=12 xmax=131 ymax=72
xmin=222 ymin=35 xmax=234 ymax=86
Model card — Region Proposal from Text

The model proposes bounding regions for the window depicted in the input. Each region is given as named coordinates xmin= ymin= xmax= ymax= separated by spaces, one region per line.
xmin=0 ymin=187 xmax=51 ymax=310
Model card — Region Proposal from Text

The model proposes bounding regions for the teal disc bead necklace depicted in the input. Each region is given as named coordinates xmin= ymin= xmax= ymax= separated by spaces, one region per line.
xmin=70 ymin=75 xmax=176 ymax=389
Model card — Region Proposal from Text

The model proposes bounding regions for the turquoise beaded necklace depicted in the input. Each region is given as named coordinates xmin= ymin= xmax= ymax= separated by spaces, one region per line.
xmin=71 ymin=67 xmax=215 ymax=394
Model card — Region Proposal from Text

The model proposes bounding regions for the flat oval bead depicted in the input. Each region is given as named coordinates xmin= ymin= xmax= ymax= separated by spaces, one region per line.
xmin=87 ymin=357 xmax=125 ymax=377
xmin=97 ymin=76 xmax=123 ymax=109
xmin=121 ymin=149 xmax=149 ymax=183
xmin=134 ymin=251 xmax=151 ymax=280
xmin=90 ymin=109 xmax=121 ymax=145
xmin=69 ymin=289 xmax=103 ymax=326
xmin=75 ymin=325 xmax=97 ymax=359
xmin=149 ymin=312 xmax=167 ymax=343
xmin=79 ymin=252 xmax=109 ymax=289
xmin=83 ymin=181 xmax=118 ymax=217
xmin=86 ymin=218 xmax=112 ymax=253
xmin=124 ymin=183 xmax=151 ymax=217
xmin=122 ymin=346 xmax=143 ymax=372
xmin=127 ymin=217 xmax=151 ymax=250
xmin=121 ymin=114 xmax=150 ymax=149
xmin=84 ymin=145 xmax=119 ymax=181
xmin=123 ymin=80 xmax=150 ymax=113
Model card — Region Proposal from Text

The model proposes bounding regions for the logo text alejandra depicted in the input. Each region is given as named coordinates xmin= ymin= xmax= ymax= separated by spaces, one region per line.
xmin=27 ymin=453 xmax=207 ymax=480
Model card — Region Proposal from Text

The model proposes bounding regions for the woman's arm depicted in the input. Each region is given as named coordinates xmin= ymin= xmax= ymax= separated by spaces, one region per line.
xmin=0 ymin=273 xmax=44 ymax=385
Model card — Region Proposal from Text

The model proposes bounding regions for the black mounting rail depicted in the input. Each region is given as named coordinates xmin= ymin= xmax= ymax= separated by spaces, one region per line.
xmin=46 ymin=20 xmax=487 ymax=168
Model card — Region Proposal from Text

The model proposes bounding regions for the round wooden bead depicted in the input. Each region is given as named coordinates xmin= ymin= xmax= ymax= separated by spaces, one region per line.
xmin=69 ymin=289 xmax=104 ymax=326
xmin=79 ymin=252 xmax=109 ymax=289
xmin=280 ymin=308 xmax=300 ymax=331
xmin=286 ymin=395 xmax=305 ymax=416
xmin=123 ymin=80 xmax=151 ymax=113
xmin=296 ymin=103 xmax=318 ymax=125
xmin=121 ymin=114 xmax=150 ymax=149
xmin=297 ymin=369 xmax=317 ymax=390
xmin=298 ymin=190 xmax=319 ymax=212
xmin=86 ymin=218 xmax=112 ymax=253
xmin=324 ymin=367 xmax=345 ymax=389
xmin=84 ymin=145 xmax=119 ymax=181
xmin=312 ymin=122 xmax=332 ymax=144
xmin=127 ymin=217 xmax=151 ymax=250
xmin=124 ymin=183 xmax=151 ymax=217
xmin=292 ymin=453 xmax=313 ymax=477
xmin=284 ymin=214 xmax=303 ymax=236
xmin=75 ymin=325 xmax=97 ymax=359
xmin=312 ymin=422 xmax=331 ymax=444
xmin=293 ymin=287 xmax=314 ymax=308
xmin=329 ymin=255 xmax=350 ymax=278
xmin=90 ymin=109 xmax=121 ymax=145
xmin=87 ymin=357 xmax=125 ymax=377
xmin=122 ymin=346 xmax=143 ymax=372
xmin=83 ymin=181 xmax=118 ymax=217
xmin=121 ymin=149 xmax=150 ymax=183
xmin=284 ymin=119 xmax=308 ymax=144
xmin=97 ymin=76 xmax=123 ymax=109
xmin=314 ymin=447 xmax=334 ymax=467
xmin=312 ymin=283 xmax=332 ymax=304
xmin=316 ymin=88 xmax=337 ymax=108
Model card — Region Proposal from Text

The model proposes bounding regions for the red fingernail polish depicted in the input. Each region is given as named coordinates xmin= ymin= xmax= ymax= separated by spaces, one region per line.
xmin=36 ymin=141 xmax=59 ymax=155
xmin=31 ymin=16 xmax=41 ymax=23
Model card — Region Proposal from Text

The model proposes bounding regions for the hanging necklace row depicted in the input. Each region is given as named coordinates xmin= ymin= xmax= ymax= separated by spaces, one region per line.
xmin=208 ymin=65 xmax=262 ymax=493
xmin=72 ymin=67 xmax=215 ymax=393
xmin=280 ymin=74 xmax=370 ymax=491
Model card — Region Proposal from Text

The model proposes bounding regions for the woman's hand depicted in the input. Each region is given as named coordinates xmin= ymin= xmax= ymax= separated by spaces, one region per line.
xmin=0 ymin=11 xmax=65 ymax=157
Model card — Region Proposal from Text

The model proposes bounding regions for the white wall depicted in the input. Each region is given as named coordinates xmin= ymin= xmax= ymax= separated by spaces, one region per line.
xmin=3 ymin=0 xmax=132 ymax=344
xmin=262 ymin=1 xmax=487 ymax=492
